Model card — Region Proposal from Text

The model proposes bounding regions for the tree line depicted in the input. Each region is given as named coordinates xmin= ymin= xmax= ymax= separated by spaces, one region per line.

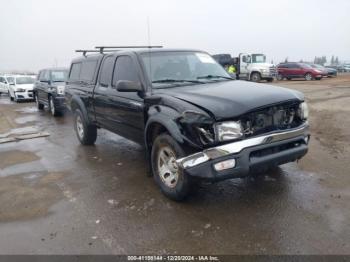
xmin=283 ymin=55 xmax=341 ymax=66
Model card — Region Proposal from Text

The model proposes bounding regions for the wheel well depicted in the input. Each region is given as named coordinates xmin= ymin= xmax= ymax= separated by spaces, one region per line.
xmin=250 ymin=71 xmax=261 ymax=79
xmin=146 ymin=122 xmax=168 ymax=151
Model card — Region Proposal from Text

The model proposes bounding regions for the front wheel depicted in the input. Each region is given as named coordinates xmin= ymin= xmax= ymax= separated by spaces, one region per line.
xmin=49 ymin=96 xmax=60 ymax=116
xmin=277 ymin=74 xmax=284 ymax=81
xmin=250 ymin=72 xmax=261 ymax=82
xmin=305 ymin=73 xmax=313 ymax=81
xmin=74 ymin=109 xmax=97 ymax=145
xmin=151 ymin=134 xmax=191 ymax=201
xmin=35 ymin=93 xmax=44 ymax=110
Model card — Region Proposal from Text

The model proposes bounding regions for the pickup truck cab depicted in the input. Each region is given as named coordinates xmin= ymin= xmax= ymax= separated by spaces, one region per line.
xmin=66 ymin=48 xmax=310 ymax=201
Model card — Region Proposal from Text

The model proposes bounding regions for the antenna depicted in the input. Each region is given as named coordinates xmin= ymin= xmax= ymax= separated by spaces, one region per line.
xmin=147 ymin=17 xmax=153 ymax=91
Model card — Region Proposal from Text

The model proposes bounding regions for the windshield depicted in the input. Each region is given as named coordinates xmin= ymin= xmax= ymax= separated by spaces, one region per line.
xmin=15 ymin=77 xmax=35 ymax=85
xmin=6 ymin=77 xmax=15 ymax=84
xmin=141 ymin=51 xmax=232 ymax=88
xmin=252 ymin=54 xmax=266 ymax=63
xmin=311 ymin=64 xmax=323 ymax=69
xmin=51 ymin=70 xmax=68 ymax=82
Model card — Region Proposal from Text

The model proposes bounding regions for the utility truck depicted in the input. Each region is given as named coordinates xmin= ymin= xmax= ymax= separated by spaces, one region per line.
xmin=213 ymin=53 xmax=276 ymax=82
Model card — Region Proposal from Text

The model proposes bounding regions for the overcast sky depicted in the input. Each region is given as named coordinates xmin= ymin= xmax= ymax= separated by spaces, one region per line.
xmin=0 ymin=0 xmax=349 ymax=72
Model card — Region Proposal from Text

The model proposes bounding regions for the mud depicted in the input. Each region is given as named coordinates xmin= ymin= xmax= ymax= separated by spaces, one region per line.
xmin=0 ymin=75 xmax=349 ymax=254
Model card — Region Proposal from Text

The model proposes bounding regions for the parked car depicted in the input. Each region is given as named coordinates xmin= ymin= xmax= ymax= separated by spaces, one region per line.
xmin=0 ymin=75 xmax=10 ymax=95
xmin=66 ymin=47 xmax=310 ymax=201
xmin=7 ymin=75 xmax=35 ymax=101
xmin=310 ymin=64 xmax=337 ymax=77
xmin=34 ymin=68 xmax=68 ymax=116
xmin=277 ymin=62 xmax=323 ymax=81
xmin=344 ymin=64 xmax=350 ymax=72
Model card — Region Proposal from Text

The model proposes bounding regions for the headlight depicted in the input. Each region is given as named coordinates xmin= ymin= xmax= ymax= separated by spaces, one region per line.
xmin=15 ymin=88 xmax=26 ymax=92
xmin=215 ymin=121 xmax=243 ymax=141
xmin=298 ymin=102 xmax=309 ymax=120
xmin=56 ymin=86 xmax=65 ymax=95
xmin=314 ymin=69 xmax=322 ymax=73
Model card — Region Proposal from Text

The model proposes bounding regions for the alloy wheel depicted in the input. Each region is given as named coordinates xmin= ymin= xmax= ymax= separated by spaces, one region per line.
xmin=76 ymin=114 xmax=84 ymax=140
xmin=157 ymin=146 xmax=179 ymax=188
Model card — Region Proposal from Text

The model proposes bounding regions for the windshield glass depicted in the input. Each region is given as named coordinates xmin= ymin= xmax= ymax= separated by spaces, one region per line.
xmin=301 ymin=63 xmax=312 ymax=69
xmin=6 ymin=77 xmax=15 ymax=84
xmin=252 ymin=54 xmax=266 ymax=63
xmin=51 ymin=70 xmax=68 ymax=82
xmin=141 ymin=51 xmax=231 ymax=88
xmin=16 ymin=77 xmax=35 ymax=85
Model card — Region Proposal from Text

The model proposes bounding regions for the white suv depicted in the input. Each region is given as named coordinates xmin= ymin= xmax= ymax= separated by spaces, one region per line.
xmin=8 ymin=75 xmax=36 ymax=102
xmin=0 ymin=75 xmax=10 ymax=95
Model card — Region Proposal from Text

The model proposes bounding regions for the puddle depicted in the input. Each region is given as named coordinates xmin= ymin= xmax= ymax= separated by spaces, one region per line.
xmin=15 ymin=115 xmax=39 ymax=124
xmin=0 ymin=171 xmax=68 ymax=222
xmin=0 ymin=150 xmax=40 ymax=169
xmin=15 ymin=106 xmax=39 ymax=114
xmin=0 ymin=126 xmax=40 ymax=138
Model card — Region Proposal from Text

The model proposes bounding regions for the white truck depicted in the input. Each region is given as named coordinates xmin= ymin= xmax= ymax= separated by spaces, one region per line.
xmin=212 ymin=53 xmax=276 ymax=82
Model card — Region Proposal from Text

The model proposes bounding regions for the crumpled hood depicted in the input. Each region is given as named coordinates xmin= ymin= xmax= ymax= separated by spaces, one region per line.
xmin=156 ymin=80 xmax=303 ymax=120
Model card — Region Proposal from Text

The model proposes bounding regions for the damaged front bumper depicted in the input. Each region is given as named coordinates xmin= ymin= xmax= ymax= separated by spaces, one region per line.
xmin=176 ymin=124 xmax=310 ymax=181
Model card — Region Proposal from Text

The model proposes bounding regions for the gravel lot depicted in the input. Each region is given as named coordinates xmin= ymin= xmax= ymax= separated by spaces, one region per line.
xmin=0 ymin=74 xmax=349 ymax=255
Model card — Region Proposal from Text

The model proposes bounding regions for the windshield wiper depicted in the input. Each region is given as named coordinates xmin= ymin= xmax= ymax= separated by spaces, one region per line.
xmin=152 ymin=79 xmax=204 ymax=84
xmin=197 ymin=75 xmax=233 ymax=80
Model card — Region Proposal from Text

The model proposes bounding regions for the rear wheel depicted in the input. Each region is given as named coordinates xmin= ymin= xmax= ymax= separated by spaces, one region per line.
xmin=74 ymin=109 xmax=97 ymax=145
xmin=49 ymin=96 xmax=60 ymax=116
xmin=266 ymin=78 xmax=274 ymax=82
xmin=151 ymin=134 xmax=191 ymax=201
xmin=305 ymin=73 xmax=313 ymax=81
xmin=250 ymin=72 xmax=261 ymax=82
xmin=35 ymin=93 xmax=44 ymax=110
xmin=286 ymin=77 xmax=292 ymax=80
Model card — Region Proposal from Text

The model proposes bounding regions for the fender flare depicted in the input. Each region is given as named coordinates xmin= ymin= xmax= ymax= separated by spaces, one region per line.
xmin=70 ymin=95 xmax=90 ymax=124
xmin=144 ymin=113 xmax=184 ymax=152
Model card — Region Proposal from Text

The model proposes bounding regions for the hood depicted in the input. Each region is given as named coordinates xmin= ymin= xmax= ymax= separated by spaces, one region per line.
xmin=155 ymin=80 xmax=303 ymax=120
xmin=15 ymin=84 xmax=34 ymax=91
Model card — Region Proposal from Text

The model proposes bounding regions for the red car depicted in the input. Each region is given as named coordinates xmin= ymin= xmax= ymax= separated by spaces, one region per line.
xmin=277 ymin=62 xmax=323 ymax=81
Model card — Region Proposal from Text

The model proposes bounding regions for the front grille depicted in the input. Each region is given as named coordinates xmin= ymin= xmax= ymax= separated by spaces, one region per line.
xmin=241 ymin=102 xmax=304 ymax=138
xmin=269 ymin=66 xmax=276 ymax=75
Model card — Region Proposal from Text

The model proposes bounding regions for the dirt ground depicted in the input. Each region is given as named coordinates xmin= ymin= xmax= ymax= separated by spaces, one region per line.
xmin=0 ymin=74 xmax=349 ymax=255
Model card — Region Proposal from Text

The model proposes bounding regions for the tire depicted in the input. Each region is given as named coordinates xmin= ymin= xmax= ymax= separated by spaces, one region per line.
xmin=277 ymin=74 xmax=284 ymax=81
xmin=305 ymin=73 xmax=313 ymax=81
xmin=35 ymin=93 xmax=44 ymax=110
xmin=266 ymin=78 xmax=274 ymax=82
xmin=49 ymin=96 xmax=60 ymax=116
xmin=286 ymin=77 xmax=292 ymax=80
xmin=250 ymin=72 xmax=261 ymax=82
xmin=151 ymin=134 xmax=191 ymax=201
xmin=74 ymin=109 xmax=97 ymax=145
xmin=9 ymin=91 xmax=14 ymax=101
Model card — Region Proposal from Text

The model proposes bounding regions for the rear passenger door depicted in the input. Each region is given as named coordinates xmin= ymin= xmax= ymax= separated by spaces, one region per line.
xmin=94 ymin=54 xmax=145 ymax=144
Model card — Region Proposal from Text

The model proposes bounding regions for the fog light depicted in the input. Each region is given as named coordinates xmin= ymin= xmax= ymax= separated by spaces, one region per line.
xmin=214 ymin=159 xmax=236 ymax=171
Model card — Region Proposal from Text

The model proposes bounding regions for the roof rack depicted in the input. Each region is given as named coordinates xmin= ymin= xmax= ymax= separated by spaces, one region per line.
xmin=75 ymin=49 xmax=120 ymax=57
xmin=95 ymin=45 xmax=163 ymax=53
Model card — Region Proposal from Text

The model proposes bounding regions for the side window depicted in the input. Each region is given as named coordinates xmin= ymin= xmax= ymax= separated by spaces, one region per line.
xmin=113 ymin=56 xmax=139 ymax=86
xmin=80 ymin=60 xmax=98 ymax=82
xmin=69 ymin=63 xmax=82 ymax=81
xmin=290 ymin=63 xmax=298 ymax=69
xmin=0 ymin=77 xmax=5 ymax=83
xmin=99 ymin=56 xmax=115 ymax=87
xmin=44 ymin=70 xmax=50 ymax=81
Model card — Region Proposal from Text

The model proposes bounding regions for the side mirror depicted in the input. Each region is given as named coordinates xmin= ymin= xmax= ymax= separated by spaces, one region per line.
xmin=116 ymin=80 xmax=142 ymax=92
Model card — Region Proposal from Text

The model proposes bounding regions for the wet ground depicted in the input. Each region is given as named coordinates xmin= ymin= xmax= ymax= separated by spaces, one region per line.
xmin=0 ymin=74 xmax=349 ymax=255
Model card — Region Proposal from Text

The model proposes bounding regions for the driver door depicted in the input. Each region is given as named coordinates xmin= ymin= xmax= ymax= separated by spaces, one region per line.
xmin=239 ymin=53 xmax=251 ymax=79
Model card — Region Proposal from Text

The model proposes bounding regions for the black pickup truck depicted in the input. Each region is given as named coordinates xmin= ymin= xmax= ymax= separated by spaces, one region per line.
xmin=65 ymin=47 xmax=310 ymax=201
